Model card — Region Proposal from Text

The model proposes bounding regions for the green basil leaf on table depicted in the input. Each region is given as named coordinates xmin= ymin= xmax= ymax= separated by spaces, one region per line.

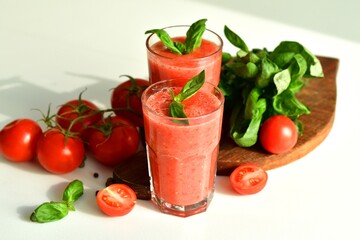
xmin=30 ymin=202 xmax=69 ymax=223
xmin=30 ymin=179 xmax=84 ymax=223
xmin=62 ymin=179 xmax=84 ymax=206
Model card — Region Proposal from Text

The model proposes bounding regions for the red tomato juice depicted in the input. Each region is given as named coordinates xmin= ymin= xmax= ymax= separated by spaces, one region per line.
xmin=146 ymin=36 xmax=222 ymax=86
xmin=142 ymin=82 xmax=224 ymax=216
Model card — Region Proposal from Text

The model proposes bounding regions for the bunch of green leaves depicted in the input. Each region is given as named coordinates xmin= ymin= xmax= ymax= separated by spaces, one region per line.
xmin=145 ymin=19 xmax=207 ymax=55
xmin=30 ymin=179 xmax=84 ymax=223
xmin=169 ymin=70 xmax=205 ymax=124
xmin=219 ymin=26 xmax=324 ymax=147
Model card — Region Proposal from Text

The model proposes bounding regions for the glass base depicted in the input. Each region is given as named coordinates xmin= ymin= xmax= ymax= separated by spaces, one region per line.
xmin=151 ymin=191 xmax=214 ymax=217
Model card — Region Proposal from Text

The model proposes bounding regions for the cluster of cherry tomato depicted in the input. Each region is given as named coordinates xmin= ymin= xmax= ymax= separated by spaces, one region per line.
xmin=0 ymin=74 xmax=299 ymax=217
xmin=0 ymin=76 xmax=149 ymax=174
xmin=0 ymin=76 xmax=149 ymax=217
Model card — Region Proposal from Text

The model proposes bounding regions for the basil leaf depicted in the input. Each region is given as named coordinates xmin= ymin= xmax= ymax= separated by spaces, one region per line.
xmin=146 ymin=19 xmax=207 ymax=55
xmin=288 ymin=54 xmax=307 ymax=80
xmin=256 ymin=57 xmax=279 ymax=88
xmin=231 ymin=98 xmax=266 ymax=147
xmin=177 ymin=70 xmax=205 ymax=101
xmin=224 ymin=25 xmax=249 ymax=52
xmin=230 ymin=62 xmax=258 ymax=79
xmin=169 ymin=70 xmax=205 ymax=121
xmin=270 ymin=41 xmax=323 ymax=78
xmin=174 ymin=41 xmax=186 ymax=53
xmin=63 ymin=179 xmax=84 ymax=205
xmin=273 ymin=69 xmax=291 ymax=95
xmin=288 ymin=77 xmax=307 ymax=94
xmin=170 ymin=101 xmax=188 ymax=118
xmin=30 ymin=202 xmax=69 ymax=223
xmin=294 ymin=118 xmax=304 ymax=136
xmin=184 ymin=19 xmax=207 ymax=54
xmin=242 ymin=52 xmax=261 ymax=64
xmin=302 ymin=47 xmax=324 ymax=77
xmin=273 ymin=89 xmax=310 ymax=118
xmin=244 ymin=87 xmax=262 ymax=120
xmin=269 ymin=41 xmax=302 ymax=68
xmin=222 ymin=52 xmax=233 ymax=64
xmin=30 ymin=179 xmax=83 ymax=224
xmin=145 ymin=29 xmax=182 ymax=54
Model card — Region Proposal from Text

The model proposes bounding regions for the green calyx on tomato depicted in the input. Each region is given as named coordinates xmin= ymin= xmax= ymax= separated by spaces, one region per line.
xmin=87 ymin=115 xmax=140 ymax=167
xmin=37 ymin=128 xmax=85 ymax=174
xmin=145 ymin=18 xmax=207 ymax=55
xmin=118 ymin=75 xmax=148 ymax=99
xmin=169 ymin=70 xmax=205 ymax=123
xmin=56 ymin=89 xmax=103 ymax=136
xmin=30 ymin=180 xmax=84 ymax=223
xmin=219 ymin=26 xmax=324 ymax=148
xmin=111 ymin=75 xmax=149 ymax=127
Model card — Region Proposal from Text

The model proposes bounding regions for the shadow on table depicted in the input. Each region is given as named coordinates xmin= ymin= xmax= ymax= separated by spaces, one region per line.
xmin=0 ymin=73 xmax=123 ymax=127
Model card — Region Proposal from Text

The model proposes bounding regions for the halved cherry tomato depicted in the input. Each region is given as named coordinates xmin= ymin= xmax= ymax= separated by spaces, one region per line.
xmin=56 ymin=98 xmax=102 ymax=139
xmin=37 ymin=128 xmax=85 ymax=174
xmin=0 ymin=119 xmax=42 ymax=162
xmin=259 ymin=115 xmax=298 ymax=154
xmin=230 ymin=163 xmax=268 ymax=195
xmin=111 ymin=75 xmax=149 ymax=127
xmin=96 ymin=184 xmax=137 ymax=217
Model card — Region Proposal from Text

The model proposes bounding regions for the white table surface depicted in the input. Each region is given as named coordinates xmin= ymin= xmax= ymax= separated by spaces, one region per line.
xmin=1 ymin=0 xmax=359 ymax=239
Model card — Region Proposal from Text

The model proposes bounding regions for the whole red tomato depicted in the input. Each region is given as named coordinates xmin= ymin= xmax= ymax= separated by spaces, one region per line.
xmin=259 ymin=115 xmax=298 ymax=154
xmin=111 ymin=75 xmax=149 ymax=127
xmin=87 ymin=116 xmax=140 ymax=167
xmin=37 ymin=128 xmax=85 ymax=174
xmin=0 ymin=119 xmax=42 ymax=162
xmin=56 ymin=98 xmax=102 ymax=139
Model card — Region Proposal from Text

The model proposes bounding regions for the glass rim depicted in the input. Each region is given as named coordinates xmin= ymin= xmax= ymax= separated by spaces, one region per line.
xmin=145 ymin=25 xmax=223 ymax=60
xmin=142 ymin=79 xmax=225 ymax=122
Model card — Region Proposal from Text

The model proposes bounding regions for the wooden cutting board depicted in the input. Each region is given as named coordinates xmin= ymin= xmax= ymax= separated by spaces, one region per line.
xmin=110 ymin=56 xmax=339 ymax=199
xmin=217 ymin=56 xmax=339 ymax=175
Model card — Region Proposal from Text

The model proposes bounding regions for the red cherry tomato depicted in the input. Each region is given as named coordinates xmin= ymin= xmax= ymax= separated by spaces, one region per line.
xmin=259 ymin=115 xmax=298 ymax=154
xmin=111 ymin=75 xmax=149 ymax=127
xmin=56 ymin=98 xmax=102 ymax=139
xmin=0 ymin=119 xmax=42 ymax=162
xmin=36 ymin=128 xmax=85 ymax=174
xmin=87 ymin=116 xmax=140 ymax=167
xmin=230 ymin=164 xmax=268 ymax=195
xmin=96 ymin=184 xmax=137 ymax=217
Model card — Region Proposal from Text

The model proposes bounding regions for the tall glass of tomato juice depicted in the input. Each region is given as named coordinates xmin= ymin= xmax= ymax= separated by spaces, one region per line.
xmin=146 ymin=25 xmax=223 ymax=86
xmin=141 ymin=79 xmax=224 ymax=217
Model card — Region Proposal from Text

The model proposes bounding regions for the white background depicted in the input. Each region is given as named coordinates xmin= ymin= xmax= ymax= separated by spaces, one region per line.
xmin=1 ymin=0 xmax=359 ymax=239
